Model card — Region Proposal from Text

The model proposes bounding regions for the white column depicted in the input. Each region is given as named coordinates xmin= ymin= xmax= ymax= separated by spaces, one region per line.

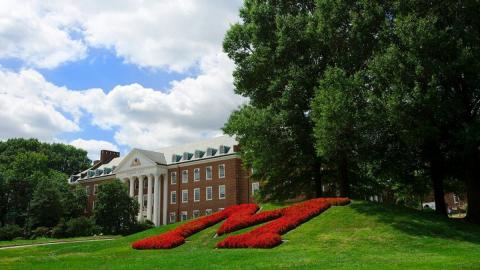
xmin=153 ymin=174 xmax=160 ymax=226
xmin=129 ymin=178 xmax=134 ymax=197
xmin=163 ymin=174 xmax=168 ymax=225
xmin=146 ymin=175 xmax=153 ymax=222
xmin=138 ymin=176 xmax=144 ymax=221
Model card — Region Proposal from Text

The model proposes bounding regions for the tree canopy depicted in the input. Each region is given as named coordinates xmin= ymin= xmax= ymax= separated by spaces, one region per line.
xmin=224 ymin=0 xmax=480 ymax=223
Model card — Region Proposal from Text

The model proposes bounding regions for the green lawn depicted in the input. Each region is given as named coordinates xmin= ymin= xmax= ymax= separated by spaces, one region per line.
xmin=1 ymin=200 xmax=479 ymax=270
xmin=0 ymin=235 xmax=117 ymax=248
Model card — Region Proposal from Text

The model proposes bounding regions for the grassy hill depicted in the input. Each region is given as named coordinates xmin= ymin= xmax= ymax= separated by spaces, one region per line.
xmin=1 ymin=200 xmax=479 ymax=270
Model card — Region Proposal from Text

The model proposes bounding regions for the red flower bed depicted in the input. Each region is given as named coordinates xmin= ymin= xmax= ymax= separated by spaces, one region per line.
xmin=216 ymin=197 xmax=350 ymax=249
xmin=132 ymin=197 xmax=350 ymax=249
xmin=132 ymin=204 xmax=258 ymax=249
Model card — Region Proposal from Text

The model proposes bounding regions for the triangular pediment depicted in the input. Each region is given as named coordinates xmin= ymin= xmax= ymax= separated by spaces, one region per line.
xmin=114 ymin=149 xmax=165 ymax=173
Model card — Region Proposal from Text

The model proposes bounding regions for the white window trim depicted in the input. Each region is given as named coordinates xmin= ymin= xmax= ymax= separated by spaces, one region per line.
xmin=252 ymin=182 xmax=260 ymax=194
xmin=171 ymin=172 xmax=177 ymax=185
xmin=170 ymin=191 xmax=177 ymax=204
xmin=205 ymin=166 xmax=212 ymax=180
xmin=219 ymin=185 xmax=226 ymax=200
xmin=194 ymin=188 xmax=200 ymax=202
xmin=181 ymin=211 xmax=188 ymax=221
xmin=218 ymin=208 xmax=225 ymax=212
xmin=169 ymin=212 xmax=176 ymax=223
xmin=194 ymin=168 xmax=200 ymax=182
xmin=93 ymin=184 xmax=98 ymax=195
xmin=182 ymin=189 xmax=188 ymax=203
xmin=92 ymin=200 xmax=95 ymax=210
xmin=206 ymin=186 xmax=212 ymax=201
xmin=218 ymin=164 xmax=225 ymax=179
xmin=205 ymin=209 xmax=212 ymax=215
xmin=193 ymin=210 xmax=200 ymax=218
xmin=182 ymin=170 xmax=188 ymax=183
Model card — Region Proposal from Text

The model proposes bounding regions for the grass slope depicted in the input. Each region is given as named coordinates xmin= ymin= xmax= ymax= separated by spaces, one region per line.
xmin=1 ymin=201 xmax=479 ymax=270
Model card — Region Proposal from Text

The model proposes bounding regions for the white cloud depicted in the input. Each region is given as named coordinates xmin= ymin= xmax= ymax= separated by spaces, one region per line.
xmin=0 ymin=69 xmax=80 ymax=141
xmin=0 ymin=1 xmax=247 ymax=150
xmin=82 ymin=53 xmax=246 ymax=148
xmin=0 ymin=0 xmax=242 ymax=72
xmin=69 ymin=138 xmax=119 ymax=161
xmin=0 ymin=53 xmax=246 ymax=149
xmin=0 ymin=1 xmax=86 ymax=68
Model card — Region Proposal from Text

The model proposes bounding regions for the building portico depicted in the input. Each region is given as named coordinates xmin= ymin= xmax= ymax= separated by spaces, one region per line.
xmin=116 ymin=149 xmax=169 ymax=226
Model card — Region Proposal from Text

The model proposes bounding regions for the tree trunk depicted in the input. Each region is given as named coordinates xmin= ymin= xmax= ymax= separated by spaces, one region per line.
xmin=313 ymin=159 xmax=323 ymax=197
xmin=466 ymin=151 xmax=480 ymax=224
xmin=430 ymin=155 xmax=447 ymax=216
xmin=339 ymin=156 xmax=350 ymax=197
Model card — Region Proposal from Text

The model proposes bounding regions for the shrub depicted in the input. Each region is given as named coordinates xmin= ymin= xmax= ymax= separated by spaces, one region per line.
xmin=0 ymin=224 xmax=23 ymax=241
xmin=31 ymin=226 xmax=50 ymax=239
xmin=66 ymin=217 xmax=100 ymax=237
xmin=123 ymin=220 xmax=155 ymax=235
xmin=51 ymin=220 xmax=67 ymax=238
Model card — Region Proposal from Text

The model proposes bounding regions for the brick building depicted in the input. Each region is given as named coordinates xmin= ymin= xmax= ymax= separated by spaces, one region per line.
xmin=69 ymin=136 xmax=259 ymax=226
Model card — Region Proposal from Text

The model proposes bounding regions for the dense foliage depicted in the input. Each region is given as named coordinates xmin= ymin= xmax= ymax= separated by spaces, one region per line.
xmin=0 ymin=138 xmax=91 ymax=228
xmin=223 ymin=0 xmax=480 ymax=223
xmin=94 ymin=180 xmax=140 ymax=235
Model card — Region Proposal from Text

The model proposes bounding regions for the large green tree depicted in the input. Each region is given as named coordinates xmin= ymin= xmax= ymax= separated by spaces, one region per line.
xmin=223 ymin=0 xmax=388 ymax=199
xmin=94 ymin=180 xmax=139 ymax=235
xmin=0 ymin=138 xmax=91 ymax=227
xmin=29 ymin=177 xmax=64 ymax=228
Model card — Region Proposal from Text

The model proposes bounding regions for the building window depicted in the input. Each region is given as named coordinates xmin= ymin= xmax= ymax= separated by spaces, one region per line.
xmin=86 ymin=186 xmax=91 ymax=196
xmin=93 ymin=184 xmax=99 ymax=195
xmin=219 ymin=185 xmax=226 ymax=199
xmin=181 ymin=211 xmax=188 ymax=221
xmin=143 ymin=194 xmax=147 ymax=208
xmin=194 ymin=188 xmax=200 ymax=202
xmin=206 ymin=166 xmax=212 ymax=180
xmin=170 ymin=191 xmax=177 ymax=204
xmin=182 ymin=170 xmax=188 ymax=183
xmin=193 ymin=210 xmax=200 ymax=219
xmin=218 ymin=208 xmax=225 ymax=212
xmin=135 ymin=180 xmax=139 ymax=191
xmin=252 ymin=182 xmax=260 ymax=195
xmin=143 ymin=179 xmax=148 ymax=189
xmin=206 ymin=186 xmax=212 ymax=201
xmin=219 ymin=164 xmax=225 ymax=179
xmin=205 ymin=209 xmax=212 ymax=215
xmin=182 ymin=189 xmax=188 ymax=203
xmin=171 ymin=172 xmax=177 ymax=185
xmin=169 ymin=212 xmax=176 ymax=223
xmin=194 ymin=168 xmax=200 ymax=181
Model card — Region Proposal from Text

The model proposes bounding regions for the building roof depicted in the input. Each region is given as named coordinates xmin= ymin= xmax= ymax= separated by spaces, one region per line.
xmin=70 ymin=135 xmax=238 ymax=183
xmin=155 ymin=135 xmax=237 ymax=165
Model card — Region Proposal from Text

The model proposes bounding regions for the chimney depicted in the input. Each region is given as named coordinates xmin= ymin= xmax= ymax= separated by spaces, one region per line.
xmin=100 ymin=150 xmax=120 ymax=164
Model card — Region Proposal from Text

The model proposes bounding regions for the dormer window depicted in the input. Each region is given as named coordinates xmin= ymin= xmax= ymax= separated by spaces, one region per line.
xmin=219 ymin=145 xmax=230 ymax=154
xmin=171 ymin=154 xmax=181 ymax=163
xmin=182 ymin=152 xmax=192 ymax=161
xmin=104 ymin=167 xmax=112 ymax=174
xmin=194 ymin=150 xmax=205 ymax=159
xmin=206 ymin=147 xmax=217 ymax=157
xmin=88 ymin=170 xmax=95 ymax=178
xmin=95 ymin=169 xmax=103 ymax=176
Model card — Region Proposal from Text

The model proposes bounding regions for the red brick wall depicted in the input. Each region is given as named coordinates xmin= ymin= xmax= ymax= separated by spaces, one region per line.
xmin=80 ymin=156 xmax=252 ymax=222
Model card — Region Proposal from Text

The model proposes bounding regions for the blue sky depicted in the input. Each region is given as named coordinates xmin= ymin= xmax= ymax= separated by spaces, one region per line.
xmin=0 ymin=0 xmax=244 ymax=160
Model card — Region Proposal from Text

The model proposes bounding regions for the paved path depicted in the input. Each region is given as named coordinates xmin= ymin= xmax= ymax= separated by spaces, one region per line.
xmin=0 ymin=238 xmax=115 ymax=250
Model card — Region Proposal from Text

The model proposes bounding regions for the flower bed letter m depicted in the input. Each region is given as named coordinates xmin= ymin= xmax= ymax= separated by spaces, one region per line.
xmin=132 ymin=197 xmax=350 ymax=249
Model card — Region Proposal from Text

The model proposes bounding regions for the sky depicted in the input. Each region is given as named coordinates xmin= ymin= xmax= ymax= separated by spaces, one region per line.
xmin=0 ymin=0 xmax=246 ymax=161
